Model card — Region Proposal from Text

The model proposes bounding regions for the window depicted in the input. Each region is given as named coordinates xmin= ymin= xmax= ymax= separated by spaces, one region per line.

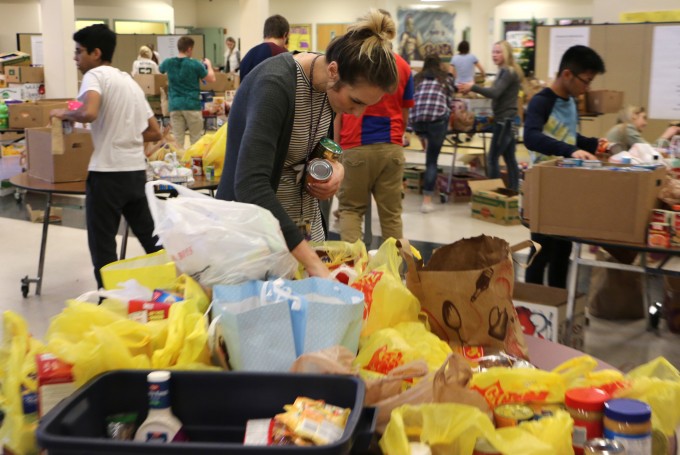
xmin=114 ymin=20 xmax=168 ymax=34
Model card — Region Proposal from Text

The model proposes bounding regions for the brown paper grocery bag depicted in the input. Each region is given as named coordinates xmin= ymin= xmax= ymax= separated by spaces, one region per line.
xmin=400 ymin=236 xmax=532 ymax=360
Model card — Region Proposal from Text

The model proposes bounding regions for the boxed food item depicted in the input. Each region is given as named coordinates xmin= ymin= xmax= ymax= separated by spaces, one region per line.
xmin=0 ymin=51 xmax=30 ymax=73
xmin=26 ymin=127 xmax=93 ymax=182
xmin=469 ymin=178 xmax=520 ymax=225
xmin=133 ymin=74 xmax=167 ymax=95
xmin=0 ymin=87 xmax=22 ymax=101
xmin=586 ymin=90 xmax=624 ymax=114
xmin=9 ymin=100 xmax=70 ymax=129
xmin=5 ymin=65 xmax=44 ymax=83
xmin=524 ymin=160 xmax=665 ymax=243
xmin=438 ymin=172 xmax=487 ymax=202
xmin=513 ymin=282 xmax=587 ymax=350
xmin=36 ymin=353 xmax=76 ymax=417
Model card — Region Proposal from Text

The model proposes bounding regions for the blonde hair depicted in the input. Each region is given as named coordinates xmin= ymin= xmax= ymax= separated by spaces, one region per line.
xmin=325 ymin=9 xmax=397 ymax=92
xmin=138 ymin=45 xmax=152 ymax=59
xmin=617 ymin=105 xmax=645 ymax=124
xmin=496 ymin=40 xmax=524 ymax=82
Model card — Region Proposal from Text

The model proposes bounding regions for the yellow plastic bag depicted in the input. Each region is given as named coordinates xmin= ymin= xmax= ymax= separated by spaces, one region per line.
xmin=202 ymin=122 xmax=227 ymax=178
xmin=182 ymin=132 xmax=215 ymax=161
xmin=552 ymin=355 xmax=627 ymax=395
xmin=0 ymin=311 xmax=46 ymax=455
xmin=469 ymin=366 xmax=566 ymax=408
xmin=100 ymin=249 xmax=177 ymax=292
xmin=355 ymin=322 xmax=452 ymax=379
xmin=352 ymin=239 xmax=421 ymax=338
xmin=615 ymin=357 xmax=680 ymax=436
xmin=380 ymin=404 xmax=573 ymax=455
xmin=296 ymin=240 xmax=368 ymax=280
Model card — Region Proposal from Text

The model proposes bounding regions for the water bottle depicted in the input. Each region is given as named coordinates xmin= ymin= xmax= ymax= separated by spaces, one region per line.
xmin=0 ymin=101 xmax=9 ymax=130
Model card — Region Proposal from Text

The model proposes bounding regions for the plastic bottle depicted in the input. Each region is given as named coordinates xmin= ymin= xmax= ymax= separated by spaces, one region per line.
xmin=0 ymin=101 xmax=9 ymax=129
xmin=565 ymin=387 xmax=610 ymax=455
xmin=603 ymin=399 xmax=651 ymax=455
xmin=134 ymin=371 xmax=188 ymax=443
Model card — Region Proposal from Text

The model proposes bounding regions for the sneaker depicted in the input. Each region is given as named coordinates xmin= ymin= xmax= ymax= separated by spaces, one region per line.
xmin=420 ymin=203 xmax=436 ymax=213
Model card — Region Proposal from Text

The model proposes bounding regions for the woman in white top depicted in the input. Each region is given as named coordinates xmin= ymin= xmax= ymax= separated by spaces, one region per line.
xmin=224 ymin=36 xmax=240 ymax=73
xmin=131 ymin=45 xmax=160 ymax=76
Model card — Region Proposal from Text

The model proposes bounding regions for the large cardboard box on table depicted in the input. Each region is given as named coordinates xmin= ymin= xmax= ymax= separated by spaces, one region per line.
xmin=524 ymin=160 xmax=665 ymax=244
xmin=586 ymin=90 xmax=624 ymax=114
xmin=469 ymin=178 xmax=520 ymax=225
xmin=200 ymin=72 xmax=239 ymax=92
xmin=10 ymin=82 xmax=45 ymax=101
xmin=133 ymin=74 xmax=167 ymax=95
xmin=513 ymin=282 xmax=587 ymax=350
xmin=26 ymin=127 xmax=93 ymax=183
xmin=5 ymin=65 xmax=44 ymax=83
xmin=9 ymin=100 xmax=70 ymax=129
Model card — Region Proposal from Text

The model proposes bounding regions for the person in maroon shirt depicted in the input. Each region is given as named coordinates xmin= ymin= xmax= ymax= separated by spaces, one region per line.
xmin=239 ymin=14 xmax=289 ymax=82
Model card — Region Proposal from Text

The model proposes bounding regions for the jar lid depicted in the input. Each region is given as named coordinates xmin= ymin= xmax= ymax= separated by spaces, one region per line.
xmin=565 ymin=387 xmax=610 ymax=411
xmin=604 ymin=398 xmax=651 ymax=423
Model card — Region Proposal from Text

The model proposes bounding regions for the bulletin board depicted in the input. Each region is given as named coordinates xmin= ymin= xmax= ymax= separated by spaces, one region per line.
xmin=18 ymin=33 xmax=204 ymax=75
xmin=288 ymin=24 xmax=312 ymax=53
xmin=535 ymin=23 xmax=680 ymax=141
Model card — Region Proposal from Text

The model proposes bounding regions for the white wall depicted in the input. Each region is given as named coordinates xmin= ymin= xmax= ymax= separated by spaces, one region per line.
xmin=0 ymin=2 xmax=41 ymax=52
xmin=173 ymin=0 xmax=199 ymax=29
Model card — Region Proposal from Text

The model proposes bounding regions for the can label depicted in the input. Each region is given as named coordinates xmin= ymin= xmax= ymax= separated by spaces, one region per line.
xmin=192 ymin=157 xmax=203 ymax=176
xmin=205 ymin=165 xmax=215 ymax=180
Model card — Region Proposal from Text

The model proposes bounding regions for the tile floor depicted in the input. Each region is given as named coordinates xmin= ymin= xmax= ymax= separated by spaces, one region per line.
xmin=0 ymin=135 xmax=678 ymax=373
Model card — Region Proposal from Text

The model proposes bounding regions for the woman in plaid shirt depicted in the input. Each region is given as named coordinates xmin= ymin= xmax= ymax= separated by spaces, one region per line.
xmin=409 ymin=53 xmax=456 ymax=213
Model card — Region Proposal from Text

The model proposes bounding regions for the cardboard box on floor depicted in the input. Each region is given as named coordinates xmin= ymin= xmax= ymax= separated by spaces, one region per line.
xmin=9 ymin=100 xmax=70 ymax=129
xmin=469 ymin=178 xmax=520 ymax=225
xmin=524 ymin=160 xmax=665 ymax=244
xmin=513 ymin=282 xmax=587 ymax=350
xmin=586 ymin=90 xmax=624 ymax=114
xmin=437 ymin=172 xmax=487 ymax=203
xmin=133 ymin=74 xmax=168 ymax=96
xmin=26 ymin=126 xmax=93 ymax=183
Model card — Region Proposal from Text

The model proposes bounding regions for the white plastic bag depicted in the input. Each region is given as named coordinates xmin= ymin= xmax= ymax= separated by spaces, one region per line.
xmin=146 ymin=180 xmax=297 ymax=287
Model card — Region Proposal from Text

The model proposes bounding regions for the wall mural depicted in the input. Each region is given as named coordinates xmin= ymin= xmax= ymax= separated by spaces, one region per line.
xmin=397 ymin=9 xmax=455 ymax=64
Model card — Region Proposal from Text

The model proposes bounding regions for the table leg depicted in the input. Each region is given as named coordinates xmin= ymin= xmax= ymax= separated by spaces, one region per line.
xmin=35 ymin=192 xmax=52 ymax=295
xmin=564 ymin=242 xmax=582 ymax=346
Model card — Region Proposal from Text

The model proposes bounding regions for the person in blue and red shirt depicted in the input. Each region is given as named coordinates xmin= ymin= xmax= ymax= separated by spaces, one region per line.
xmin=238 ymin=14 xmax=289 ymax=82
xmin=335 ymin=49 xmax=414 ymax=242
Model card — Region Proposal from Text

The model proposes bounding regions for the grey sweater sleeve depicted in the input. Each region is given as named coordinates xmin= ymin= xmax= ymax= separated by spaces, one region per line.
xmin=471 ymin=68 xmax=519 ymax=120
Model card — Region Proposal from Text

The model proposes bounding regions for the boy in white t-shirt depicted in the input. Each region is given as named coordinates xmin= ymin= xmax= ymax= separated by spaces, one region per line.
xmin=51 ymin=24 xmax=162 ymax=289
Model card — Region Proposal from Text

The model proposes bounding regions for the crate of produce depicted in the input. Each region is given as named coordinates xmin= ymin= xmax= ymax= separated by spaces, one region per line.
xmin=37 ymin=370 xmax=375 ymax=455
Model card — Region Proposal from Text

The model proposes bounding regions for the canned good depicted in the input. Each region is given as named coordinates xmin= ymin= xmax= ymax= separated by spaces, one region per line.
xmin=62 ymin=119 xmax=73 ymax=134
xmin=205 ymin=165 xmax=215 ymax=180
xmin=192 ymin=157 xmax=203 ymax=176
xmin=311 ymin=137 xmax=343 ymax=161
xmin=493 ymin=403 xmax=534 ymax=428
xmin=306 ymin=158 xmax=333 ymax=184
xmin=584 ymin=438 xmax=626 ymax=454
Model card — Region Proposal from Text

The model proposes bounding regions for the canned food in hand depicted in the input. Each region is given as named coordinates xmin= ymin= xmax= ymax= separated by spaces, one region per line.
xmin=306 ymin=158 xmax=333 ymax=184
xmin=311 ymin=137 xmax=343 ymax=162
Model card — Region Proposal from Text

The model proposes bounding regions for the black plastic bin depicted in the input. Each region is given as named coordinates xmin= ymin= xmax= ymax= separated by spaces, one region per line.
xmin=37 ymin=370 xmax=376 ymax=455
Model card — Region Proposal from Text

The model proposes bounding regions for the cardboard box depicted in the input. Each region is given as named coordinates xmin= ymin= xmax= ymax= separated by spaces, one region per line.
xmin=403 ymin=166 xmax=425 ymax=194
xmin=525 ymin=160 xmax=665 ymax=243
xmin=9 ymin=82 xmax=45 ymax=101
xmin=513 ymin=282 xmax=587 ymax=350
xmin=26 ymin=127 xmax=93 ymax=183
xmin=26 ymin=203 xmax=63 ymax=223
xmin=133 ymin=74 xmax=168 ymax=95
xmin=200 ymin=72 xmax=239 ymax=92
xmin=5 ymin=65 xmax=44 ymax=83
xmin=586 ymin=90 xmax=624 ymax=114
xmin=9 ymin=100 xmax=69 ymax=129
xmin=469 ymin=178 xmax=520 ymax=225
xmin=0 ymin=87 xmax=22 ymax=101
xmin=0 ymin=51 xmax=30 ymax=73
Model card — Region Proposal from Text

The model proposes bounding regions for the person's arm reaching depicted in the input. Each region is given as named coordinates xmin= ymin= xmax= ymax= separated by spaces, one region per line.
xmin=50 ymin=90 xmax=100 ymax=124
xmin=475 ymin=62 xmax=486 ymax=80
xmin=143 ymin=115 xmax=162 ymax=142
xmin=203 ymin=58 xmax=216 ymax=83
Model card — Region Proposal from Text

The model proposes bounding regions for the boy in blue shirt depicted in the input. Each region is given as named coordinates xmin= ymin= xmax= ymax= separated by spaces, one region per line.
xmin=523 ymin=45 xmax=606 ymax=288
